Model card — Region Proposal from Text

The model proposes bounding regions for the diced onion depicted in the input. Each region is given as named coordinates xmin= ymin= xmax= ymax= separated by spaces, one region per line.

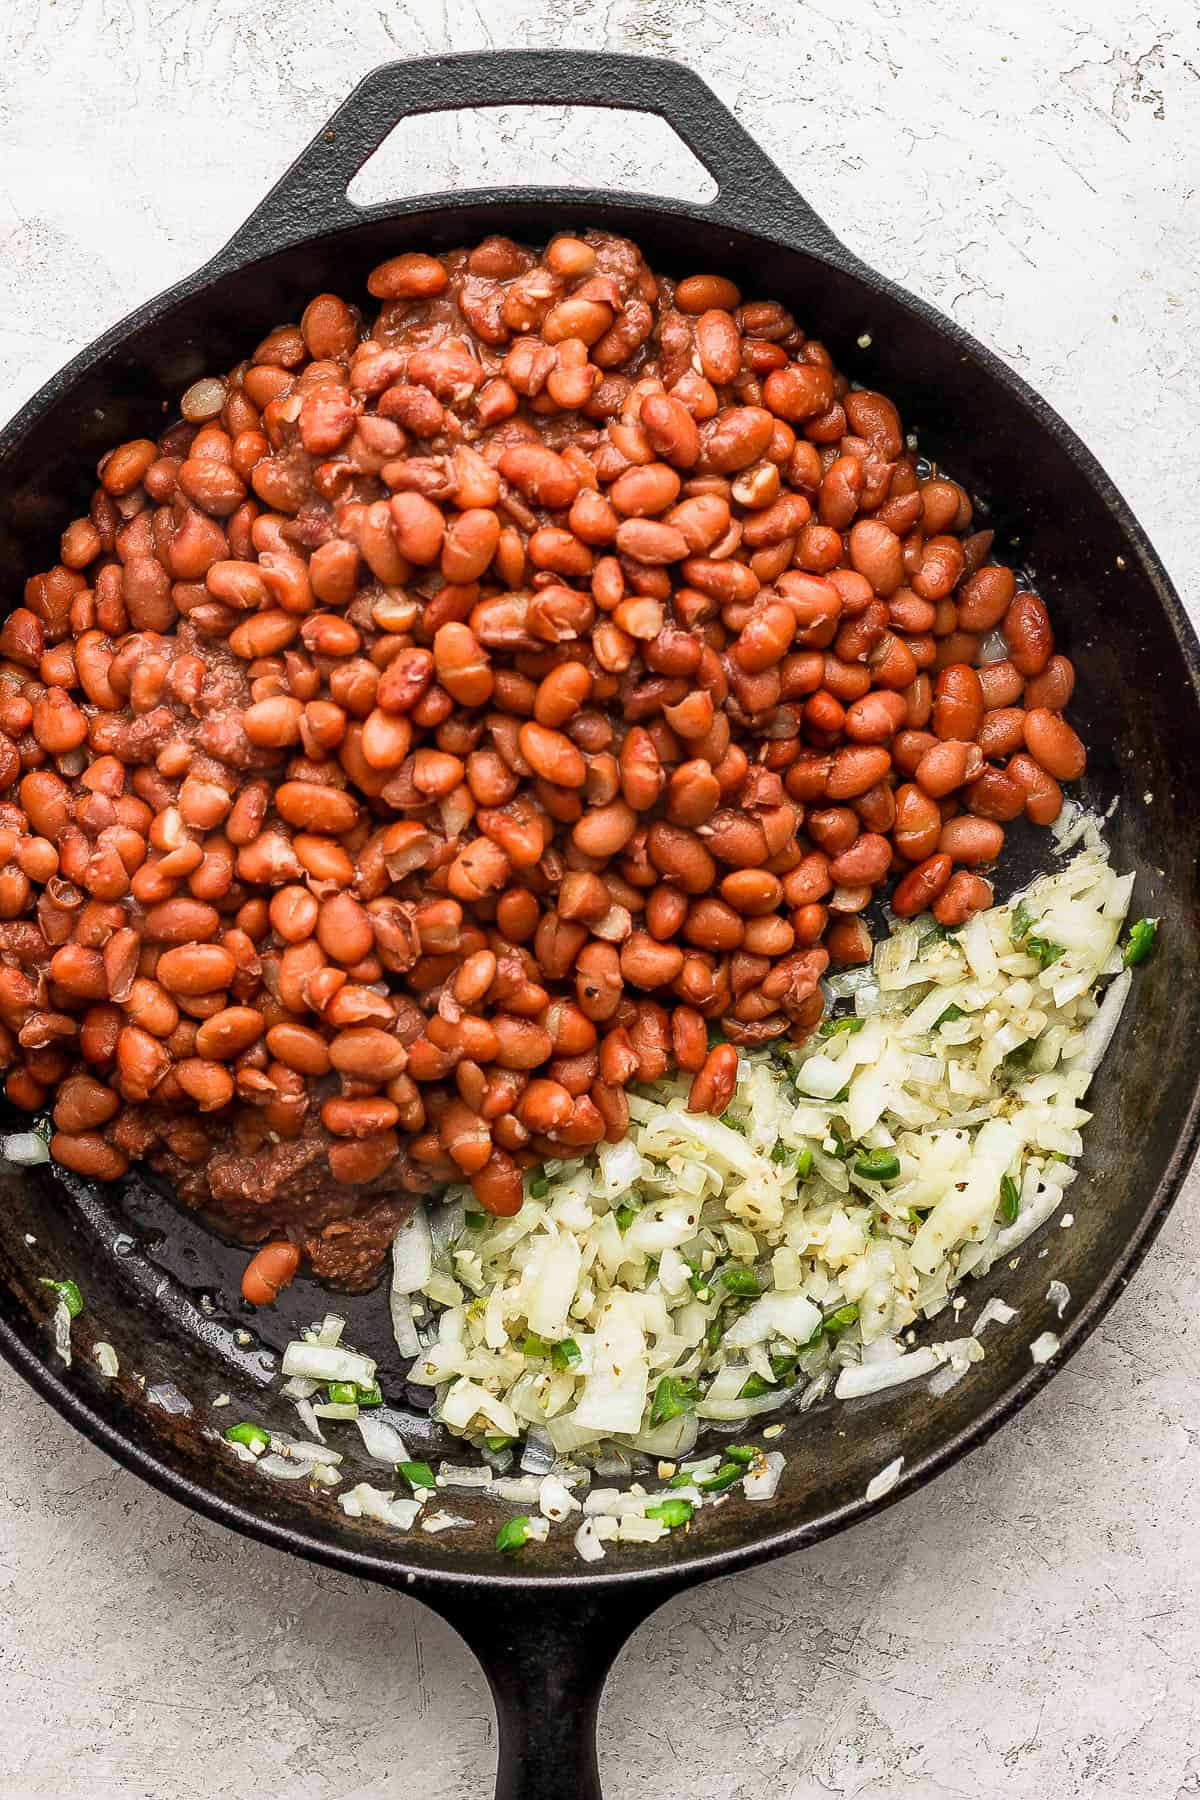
xmin=391 ymin=1204 xmax=433 ymax=1295
xmin=256 ymin=1454 xmax=311 ymax=1481
xmin=339 ymin=1484 xmax=422 ymax=1528
xmin=437 ymin=1462 xmax=494 ymax=1489
xmin=574 ymin=1518 xmax=608 ymax=1562
xmin=269 ymin=1433 xmax=343 ymax=1465
xmin=389 ymin=1291 xmax=420 ymax=1360
xmin=975 ymin=1298 xmax=1018 ymax=1333
xmin=539 ymin=1474 xmax=580 ymax=1521
xmin=865 ymin=1456 xmax=904 ymax=1501
xmin=494 ymin=1476 xmax=544 ymax=1506
xmin=356 ymin=1413 xmax=410 ymax=1464
xmin=1046 ymin=1280 xmax=1070 ymax=1318
xmin=835 ymin=1347 xmax=941 ymax=1398
xmin=52 ymin=1300 xmax=72 ymax=1367
xmin=3 ymin=1131 xmax=50 ymax=1166
xmin=422 ymin=1511 xmax=472 ymax=1534
xmin=281 ymin=1342 xmax=376 ymax=1388
xmin=294 ymin=1397 xmax=325 ymax=1442
xmin=744 ymin=1450 xmax=786 ymax=1501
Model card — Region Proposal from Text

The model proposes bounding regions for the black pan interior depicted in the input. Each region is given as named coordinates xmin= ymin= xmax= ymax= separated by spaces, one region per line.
xmin=1 ymin=199 xmax=1198 ymax=1589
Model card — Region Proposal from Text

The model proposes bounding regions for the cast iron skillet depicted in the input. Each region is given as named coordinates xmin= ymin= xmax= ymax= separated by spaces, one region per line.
xmin=1 ymin=50 xmax=1198 ymax=1800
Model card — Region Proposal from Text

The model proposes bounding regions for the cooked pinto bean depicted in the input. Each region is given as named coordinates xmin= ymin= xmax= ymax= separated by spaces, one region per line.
xmin=1007 ymin=752 xmax=1064 ymax=825
xmin=3 ymin=227 xmax=1087 ymax=1293
xmin=1022 ymin=708 xmax=1086 ymax=781
xmin=939 ymin=815 xmax=1005 ymax=865
xmin=933 ymin=870 xmax=994 ymax=927
xmin=241 ymin=1240 xmax=301 ymax=1306
xmin=687 ymin=1043 xmax=738 ymax=1116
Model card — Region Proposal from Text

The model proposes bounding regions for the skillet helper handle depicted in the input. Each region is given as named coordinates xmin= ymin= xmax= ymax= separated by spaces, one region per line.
xmin=209 ymin=49 xmax=847 ymax=270
xmin=433 ymin=1582 xmax=668 ymax=1800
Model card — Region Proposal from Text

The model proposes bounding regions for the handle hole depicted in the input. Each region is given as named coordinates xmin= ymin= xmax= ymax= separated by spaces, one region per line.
xmin=346 ymin=106 xmax=718 ymax=208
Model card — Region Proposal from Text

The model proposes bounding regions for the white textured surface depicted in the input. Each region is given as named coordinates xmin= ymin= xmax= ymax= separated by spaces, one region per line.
xmin=3 ymin=3 xmax=1200 ymax=1795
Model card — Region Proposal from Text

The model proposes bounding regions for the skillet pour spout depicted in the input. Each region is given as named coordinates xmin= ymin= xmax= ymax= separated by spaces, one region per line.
xmin=1 ymin=50 xmax=1198 ymax=1800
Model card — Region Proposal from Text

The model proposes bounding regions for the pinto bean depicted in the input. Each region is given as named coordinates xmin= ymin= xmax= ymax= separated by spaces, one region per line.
xmin=686 ymin=1043 xmax=738 ymax=1116
xmin=1022 ymin=708 xmax=1086 ymax=781
xmin=939 ymin=815 xmax=1005 ymax=865
xmin=1007 ymin=752 xmax=1064 ymax=825
xmin=891 ymin=854 xmax=953 ymax=916
xmin=932 ymin=665 xmax=984 ymax=742
xmin=6 ymin=227 xmax=1089 ymax=1270
xmin=933 ymin=870 xmax=994 ymax=927
xmin=241 ymin=1241 xmax=301 ymax=1305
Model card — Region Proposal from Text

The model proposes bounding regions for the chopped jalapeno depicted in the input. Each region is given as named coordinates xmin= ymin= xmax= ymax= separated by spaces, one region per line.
xmin=522 ymin=1334 xmax=550 ymax=1361
xmin=822 ymin=1302 xmax=859 ymax=1333
xmin=485 ymin=1435 xmax=514 ymax=1453
xmin=999 ymin=1173 xmax=1021 ymax=1225
xmin=686 ymin=1258 xmax=713 ymax=1301
xmin=495 ymin=1516 xmax=531 ymax=1553
xmin=717 ymin=1266 xmax=761 ymax=1296
xmin=39 ymin=1278 xmax=83 ymax=1317
xmin=327 ymin=1381 xmax=358 ymax=1405
xmin=854 ymin=1148 xmax=901 ymax=1182
xmin=724 ymin=1444 xmax=758 ymax=1465
xmin=801 ymin=1302 xmax=860 ymax=1351
xmin=397 ymin=1460 xmax=437 ymax=1492
xmin=1026 ymin=935 xmax=1066 ymax=970
xmin=935 ymin=1003 xmax=964 ymax=1028
xmin=645 ymin=1497 xmax=693 ymax=1528
xmin=739 ymin=1353 xmax=797 ymax=1398
xmin=614 ymin=1204 xmax=638 ymax=1231
xmin=528 ymin=1175 xmax=551 ymax=1200
xmin=224 ymin=1422 xmax=269 ymax=1455
xmin=697 ymin=1461 xmax=744 ymax=1494
xmin=649 ymin=1375 xmax=700 ymax=1428
xmin=551 ymin=1338 xmax=582 ymax=1371
xmin=1123 ymin=917 xmax=1158 ymax=967
xmin=1010 ymin=898 xmax=1035 ymax=942
xmin=771 ymin=1142 xmax=814 ymax=1179
xmin=819 ymin=1015 xmax=865 ymax=1038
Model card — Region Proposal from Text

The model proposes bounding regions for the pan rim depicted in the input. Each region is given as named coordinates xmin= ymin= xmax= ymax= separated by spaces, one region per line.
xmin=1 ymin=189 xmax=1198 ymax=1598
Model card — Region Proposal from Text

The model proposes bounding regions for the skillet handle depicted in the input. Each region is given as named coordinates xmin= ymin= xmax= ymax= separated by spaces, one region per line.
xmin=208 ymin=50 xmax=846 ymax=269
xmin=429 ymin=1579 xmax=674 ymax=1799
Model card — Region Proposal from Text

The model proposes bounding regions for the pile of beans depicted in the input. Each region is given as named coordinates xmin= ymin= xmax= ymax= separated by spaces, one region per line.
xmin=0 ymin=228 xmax=1086 ymax=1277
